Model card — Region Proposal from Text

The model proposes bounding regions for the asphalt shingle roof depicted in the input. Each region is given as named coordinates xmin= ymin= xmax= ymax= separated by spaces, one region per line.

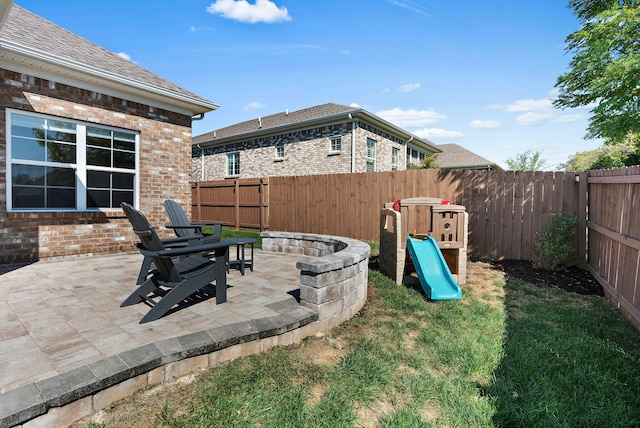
xmin=436 ymin=143 xmax=500 ymax=169
xmin=0 ymin=4 xmax=216 ymax=112
xmin=194 ymin=103 xmax=359 ymax=143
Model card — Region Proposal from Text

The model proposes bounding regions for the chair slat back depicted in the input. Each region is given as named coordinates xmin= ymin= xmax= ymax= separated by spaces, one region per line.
xmin=121 ymin=203 xmax=180 ymax=282
xmin=164 ymin=200 xmax=197 ymax=238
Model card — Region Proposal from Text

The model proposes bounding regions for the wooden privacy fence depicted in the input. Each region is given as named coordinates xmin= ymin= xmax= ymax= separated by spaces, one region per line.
xmin=192 ymin=167 xmax=640 ymax=330
xmin=191 ymin=178 xmax=269 ymax=230
xmin=587 ymin=167 xmax=640 ymax=330
xmin=193 ymin=169 xmax=587 ymax=262
xmin=266 ymin=169 xmax=587 ymax=262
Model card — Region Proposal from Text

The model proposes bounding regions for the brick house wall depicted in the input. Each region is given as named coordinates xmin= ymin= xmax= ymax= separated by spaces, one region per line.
xmin=192 ymin=120 xmax=409 ymax=181
xmin=1 ymin=69 xmax=193 ymax=263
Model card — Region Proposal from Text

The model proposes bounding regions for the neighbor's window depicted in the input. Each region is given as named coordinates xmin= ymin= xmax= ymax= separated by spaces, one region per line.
xmin=366 ymin=138 xmax=376 ymax=172
xmin=7 ymin=110 xmax=138 ymax=211
xmin=330 ymin=136 xmax=342 ymax=153
xmin=392 ymin=147 xmax=399 ymax=171
xmin=227 ymin=152 xmax=240 ymax=176
xmin=275 ymin=144 xmax=284 ymax=159
xmin=406 ymin=146 xmax=427 ymax=168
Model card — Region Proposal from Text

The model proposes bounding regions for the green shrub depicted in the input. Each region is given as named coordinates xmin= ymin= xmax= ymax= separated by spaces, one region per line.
xmin=532 ymin=212 xmax=582 ymax=270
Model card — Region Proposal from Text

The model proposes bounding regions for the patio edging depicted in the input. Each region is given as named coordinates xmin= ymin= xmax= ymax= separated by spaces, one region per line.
xmin=0 ymin=299 xmax=317 ymax=428
xmin=1 ymin=232 xmax=370 ymax=427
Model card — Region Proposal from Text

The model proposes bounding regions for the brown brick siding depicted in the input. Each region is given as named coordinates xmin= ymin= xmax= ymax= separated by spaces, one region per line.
xmin=1 ymin=69 xmax=193 ymax=263
xmin=192 ymin=120 xmax=409 ymax=181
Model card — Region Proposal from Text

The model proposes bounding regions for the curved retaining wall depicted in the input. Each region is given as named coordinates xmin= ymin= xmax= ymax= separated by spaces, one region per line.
xmin=6 ymin=233 xmax=370 ymax=427
xmin=261 ymin=231 xmax=371 ymax=330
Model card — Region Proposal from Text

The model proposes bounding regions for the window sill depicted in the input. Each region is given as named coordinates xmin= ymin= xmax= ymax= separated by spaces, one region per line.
xmin=7 ymin=209 xmax=126 ymax=218
xmin=274 ymin=158 xmax=285 ymax=162
xmin=328 ymin=151 xmax=341 ymax=156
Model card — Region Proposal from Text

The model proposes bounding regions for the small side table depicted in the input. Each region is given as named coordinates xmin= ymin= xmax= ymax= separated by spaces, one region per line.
xmin=225 ymin=238 xmax=256 ymax=275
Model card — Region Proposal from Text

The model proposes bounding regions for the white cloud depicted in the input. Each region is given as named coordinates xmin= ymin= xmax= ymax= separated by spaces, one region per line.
xmin=349 ymin=103 xmax=361 ymax=108
xmin=244 ymin=101 xmax=265 ymax=110
xmin=376 ymin=107 xmax=446 ymax=127
xmin=414 ymin=128 xmax=463 ymax=140
xmin=505 ymin=98 xmax=553 ymax=112
xmin=515 ymin=112 xmax=553 ymax=126
xmin=397 ymin=82 xmax=421 ymax=92
xmin=470 ymin=119 xmax=502 ymax=129
xmin=553 ymin=113 xmax=582 ymax=124
xmin=116 ymin=52 xmax=131 ymax=61
xmin=206 ymin=0 xmax=291 ymax=24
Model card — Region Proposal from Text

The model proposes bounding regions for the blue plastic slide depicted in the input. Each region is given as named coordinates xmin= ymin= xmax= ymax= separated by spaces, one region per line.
xmin=406 ymin=236 xmax=462 ymax=300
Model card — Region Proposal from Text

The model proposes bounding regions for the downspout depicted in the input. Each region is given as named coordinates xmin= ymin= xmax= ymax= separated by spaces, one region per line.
xmin=191 ymin=113 xmax=206 ymax=180
xmin=349 ymin=114 xmax=356 ymax=173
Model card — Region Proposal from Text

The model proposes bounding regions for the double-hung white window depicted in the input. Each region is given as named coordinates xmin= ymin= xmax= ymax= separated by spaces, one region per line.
xmin=330 ymin=136 xmax=341 ymax=153
xmin=275 ymin=144 xmax=284 ymax=160
xmin=227 ymin=152 xmax=240 ymax=176
xmin=366 ymin=138 xmax=376 ymax=172
xmin=392 ymin=147 xmax=400 ymax=171
xmin=6 ymin=110 xmax=138 ymax=211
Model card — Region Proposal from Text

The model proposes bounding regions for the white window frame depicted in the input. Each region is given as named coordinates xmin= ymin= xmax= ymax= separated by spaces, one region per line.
xmin=366 ymin=138 xmax=376 ymax=172
xmin=392 ymin=147 xmax=400 ymax=171
xmin=275 ymin=143 xmax=285 ymax=160
xmin=227 ymin=152 xmax=240 ymax=177
xmin=6 ymin=109 xmax=139 ymax=212
xmin=330 ymin=136 xmax=342 ymax=153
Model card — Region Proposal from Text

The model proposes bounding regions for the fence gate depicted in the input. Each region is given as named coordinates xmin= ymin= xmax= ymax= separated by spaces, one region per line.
xmin=191 ymin=178 xmax=269 ymax=231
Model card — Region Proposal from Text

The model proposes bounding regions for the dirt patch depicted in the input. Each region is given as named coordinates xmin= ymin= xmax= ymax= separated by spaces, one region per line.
xmin=292 ymin=335 xmax=346 ymax=366
xmin=490 ymin=259 xmax=603 ymax=296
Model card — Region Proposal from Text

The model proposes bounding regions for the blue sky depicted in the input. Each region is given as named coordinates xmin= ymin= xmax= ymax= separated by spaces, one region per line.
xmin=16 ymin=0 xmax=601 ymax=169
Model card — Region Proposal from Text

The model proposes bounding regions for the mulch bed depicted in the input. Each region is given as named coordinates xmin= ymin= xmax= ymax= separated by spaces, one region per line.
xmin=491 ymin=259 xmax=604 ymax=296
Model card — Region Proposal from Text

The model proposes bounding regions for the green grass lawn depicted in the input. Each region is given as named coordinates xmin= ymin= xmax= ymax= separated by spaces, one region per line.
xmin=81 ymin=242 xmax=640 ymax=427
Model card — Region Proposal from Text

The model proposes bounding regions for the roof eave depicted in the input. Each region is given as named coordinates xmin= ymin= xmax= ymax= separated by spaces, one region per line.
xmin=356 ymin=109 xmax=441 ymax=153
xmin=440 ymin=164 xmax=502 ymax=171
xmin=0 ymin=40 xmax=219 ymax=115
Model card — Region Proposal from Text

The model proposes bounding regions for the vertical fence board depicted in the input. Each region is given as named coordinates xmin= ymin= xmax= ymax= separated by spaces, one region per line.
xmin=521 ymin=171 xmax=534 ymax=260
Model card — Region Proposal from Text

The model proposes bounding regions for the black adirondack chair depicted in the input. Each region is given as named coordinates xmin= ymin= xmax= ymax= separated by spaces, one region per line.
xmin=134 ymin=200 xmax=223 ymax=285
xmin=164 ymin=199 xmax=222 ymax=242
xmin=121 ymin=203 xmax=231 ymax=323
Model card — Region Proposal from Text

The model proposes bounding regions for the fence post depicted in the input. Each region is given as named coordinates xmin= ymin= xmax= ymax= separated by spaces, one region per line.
xmin=234 ymin=179 xmax=240 ymax=230
xmin=194 ymin=182 xmax=201 ymax=222
xmin=259 ymin=178 xmax=266 ymax=231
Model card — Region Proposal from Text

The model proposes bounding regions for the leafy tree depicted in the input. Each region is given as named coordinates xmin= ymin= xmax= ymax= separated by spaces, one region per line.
xmin=554 ymin=0 xmax=640 ymax=143
xmin=561 ymin=135 xmax=640 ymax=171
xmin=505 ymin=149 xmax=548 ymax=171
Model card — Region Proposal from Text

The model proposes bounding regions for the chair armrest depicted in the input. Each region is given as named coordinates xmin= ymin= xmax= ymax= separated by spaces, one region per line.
xmin=139 ymin=240 xmax=232 ymax=257
xmin=160 ymin=235 xmax=203 ymax=245
xmin=166 ymin=222 xmax=222 ymax=229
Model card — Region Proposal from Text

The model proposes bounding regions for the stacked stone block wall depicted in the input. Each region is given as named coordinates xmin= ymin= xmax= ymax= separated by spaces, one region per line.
xmin=0 ymin=68 xmax=193 ymax=263
xmin=261 ymin=231 xmax=370 ymax=329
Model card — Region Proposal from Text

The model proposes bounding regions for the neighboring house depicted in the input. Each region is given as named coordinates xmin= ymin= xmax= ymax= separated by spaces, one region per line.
xmin=0 ymin=0 xmax=218 ymax=263
xmin=436 ymin=143 xmax=501 ymax=170
xmin=192 ymin=103 xmax=441 ymax=181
